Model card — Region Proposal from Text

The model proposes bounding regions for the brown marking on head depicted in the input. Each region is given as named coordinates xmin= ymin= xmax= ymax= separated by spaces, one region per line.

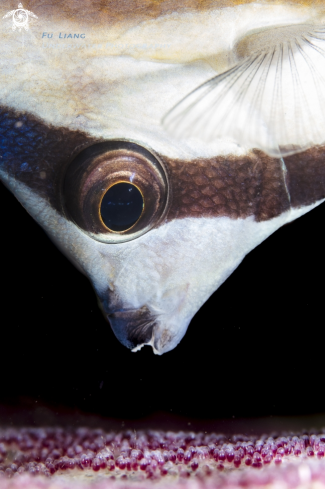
xmin=163 ymin=151 xmax=290 ymax=222
xmin=284 ymin=146 xmax=325 ymax=208
xmin=2 ymin=106 xmax=325 ymax=230
xmin=15 ymin=0 xmax=325 ymax=26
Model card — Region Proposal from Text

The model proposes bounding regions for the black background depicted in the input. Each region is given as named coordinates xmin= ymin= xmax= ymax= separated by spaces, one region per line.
xmin=0 ymin=180 xmax=324 ymax=424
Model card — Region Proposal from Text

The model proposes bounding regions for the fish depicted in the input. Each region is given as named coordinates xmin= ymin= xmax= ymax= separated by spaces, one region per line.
xmin=1 ymin=0 xmax=325 ymax=355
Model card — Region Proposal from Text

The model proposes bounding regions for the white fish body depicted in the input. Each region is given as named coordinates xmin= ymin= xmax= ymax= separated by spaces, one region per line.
xmin=0 ymin=0 xmax=324 ymax=353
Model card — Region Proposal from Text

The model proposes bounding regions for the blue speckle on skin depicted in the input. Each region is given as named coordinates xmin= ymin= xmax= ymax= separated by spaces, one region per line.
xmin=0 ymin=112 xmax=47 ymax=171
xmin=20 ymin=162 xmax=31 ymax=172
xmin=16 ymin=136 xmax=29 ymax=146
xmin=0 ymin=107 xmax=96 ymax=218
xmin=0 ymin=139 xmax=9 ymax=148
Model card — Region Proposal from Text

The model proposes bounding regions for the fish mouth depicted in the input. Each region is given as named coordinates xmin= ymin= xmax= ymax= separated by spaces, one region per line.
xmin=104 ymin=305 xmax=183 ymax=355
xmin=105 ymin=305 xmax=157 ymax=351
xmin=97 ymin=282 xmax=192 ymax=355
xmin=98 ymin=291 xmax=180 ymax=355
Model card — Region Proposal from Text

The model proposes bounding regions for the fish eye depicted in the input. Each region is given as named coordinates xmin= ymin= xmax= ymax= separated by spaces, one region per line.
xmin=62 ymin=141 xmax=168 ymax=243
xmin=100 ymin=181 xmax=144 ymax=232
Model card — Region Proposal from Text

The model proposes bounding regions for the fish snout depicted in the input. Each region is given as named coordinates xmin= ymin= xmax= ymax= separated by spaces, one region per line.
xmin=98 ymin=291 xmax=190 ymax=354
xmin=104 ymin=303 xmax=157 ymax=351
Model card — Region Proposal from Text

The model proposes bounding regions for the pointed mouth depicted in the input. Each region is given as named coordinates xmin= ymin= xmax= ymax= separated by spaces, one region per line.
xmin=106 ymin=305 xmax=157 ymax=351
xmin=105 ymin=306 xmax=179 ymax=355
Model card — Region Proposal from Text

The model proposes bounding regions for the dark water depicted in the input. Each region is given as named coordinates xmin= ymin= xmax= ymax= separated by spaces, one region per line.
xmin=1 ymin=180 xmax=324 ymax=426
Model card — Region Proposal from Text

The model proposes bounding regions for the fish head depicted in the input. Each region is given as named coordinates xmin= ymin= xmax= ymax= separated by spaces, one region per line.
xmin=1 ymin=0 xmax=325 ymax=354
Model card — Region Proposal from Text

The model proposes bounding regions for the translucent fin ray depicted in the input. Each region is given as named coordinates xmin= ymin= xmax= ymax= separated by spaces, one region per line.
xmin=163 ymin=25 xmax=325 ymax=157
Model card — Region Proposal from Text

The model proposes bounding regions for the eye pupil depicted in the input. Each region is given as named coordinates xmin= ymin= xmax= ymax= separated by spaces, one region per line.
xmin=100 ymin=182 xmax=144 ymax=232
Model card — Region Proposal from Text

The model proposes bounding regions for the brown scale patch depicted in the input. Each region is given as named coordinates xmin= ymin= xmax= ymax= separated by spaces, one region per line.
xmin=284 ymin=146 xmax=325 ymax=209
xmin=163 ymin=150 xmax=290 ymax=222
xmin=2 ymin=106 xmax=325 ymax=227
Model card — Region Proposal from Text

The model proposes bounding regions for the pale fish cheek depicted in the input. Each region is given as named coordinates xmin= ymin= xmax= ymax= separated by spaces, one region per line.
xmin=102 ymin=217 xmax=259 ymax=354
xmin=105 ymin=202 xmax=323 ymax=354
xmin=92 ymin=216 xmax=250 ymax=353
